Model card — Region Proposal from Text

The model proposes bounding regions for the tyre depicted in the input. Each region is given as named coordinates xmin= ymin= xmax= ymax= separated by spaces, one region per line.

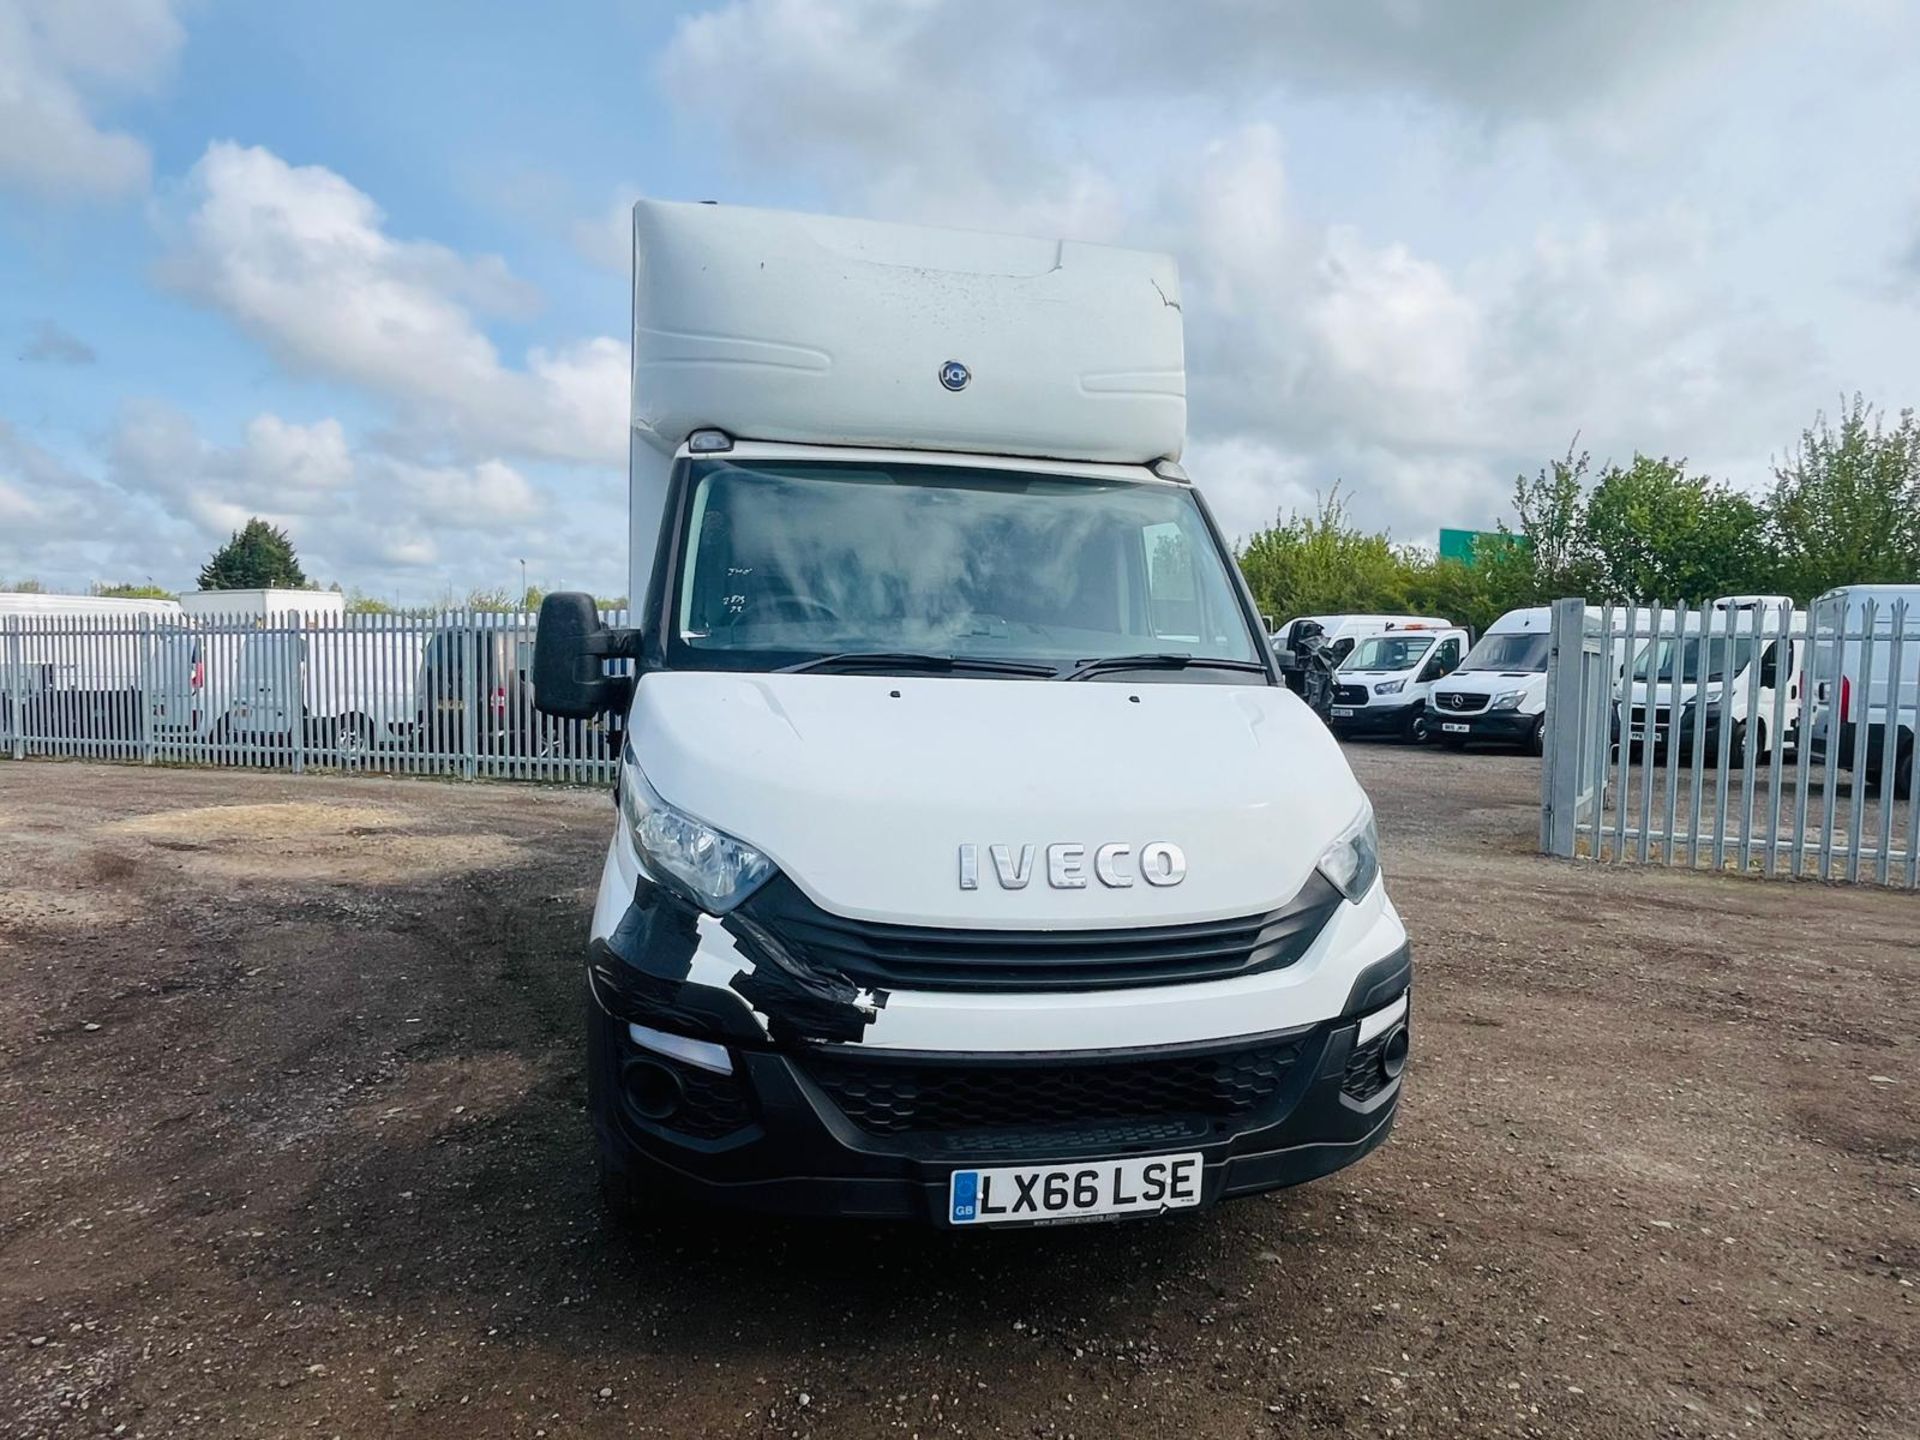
xmin=585 ymin=988 xmax=678 ymax=1229
xmin=1402 ymin=710 xmax=1430 ymax=744
xmin=1722 ymin=720 xmax=1747 ymax=768
xmin=1526 ymin=715 xmax=1546 ymax=757
xmin=1896 ymin=746 xmax=1915 ymax=801
xmin=341 ymin=714 xmax=374 ymax=758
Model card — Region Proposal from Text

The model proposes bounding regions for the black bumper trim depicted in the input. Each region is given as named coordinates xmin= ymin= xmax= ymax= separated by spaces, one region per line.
xmin=588 ymin=950 xmax=1412 ymax=1225
xmin=1328 ymin=698 xmax=1424 ymax=736
xmin=1425 ymin=706 xmax=1535 ymax=739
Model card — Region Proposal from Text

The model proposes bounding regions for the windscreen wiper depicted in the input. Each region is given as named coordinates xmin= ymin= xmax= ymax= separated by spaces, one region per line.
xmin=1058 ymin=653 xmax=1270 ymax=681
xmin=778 ymin=651 xmax=1057 ymax=677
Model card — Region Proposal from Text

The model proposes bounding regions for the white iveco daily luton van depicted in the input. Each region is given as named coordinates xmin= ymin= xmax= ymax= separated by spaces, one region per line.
xmin=533 ymin=200 xmax=1411 ymax=1228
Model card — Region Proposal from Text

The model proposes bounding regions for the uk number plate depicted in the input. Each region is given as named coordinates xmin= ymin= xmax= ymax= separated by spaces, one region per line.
xmin=1441 ymin=721 xmax=1470 ymax=734
xmin=948 ymin=1152 xmax=1203 ymax=1226
xmin=1330 ymin=706 xmax=1354 ymax=718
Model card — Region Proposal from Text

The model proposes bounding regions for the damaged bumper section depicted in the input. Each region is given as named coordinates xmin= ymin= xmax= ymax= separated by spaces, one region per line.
xmin=588 ymin=881 xmax=1410 ymax=1226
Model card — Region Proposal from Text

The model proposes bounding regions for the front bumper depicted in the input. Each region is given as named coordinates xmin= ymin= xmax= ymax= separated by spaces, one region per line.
xmin=1328 ymin=697 xmax=1424 ymax=737
xmin=586 ymin=943 xmax=1411 ymax=1226
xmin=1426 ymin=705 xmax=1535 ymax=741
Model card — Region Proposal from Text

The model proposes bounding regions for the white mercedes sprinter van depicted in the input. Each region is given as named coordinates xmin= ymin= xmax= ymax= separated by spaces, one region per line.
xmin=1427 ymin=606 xmax=1559 ymax=753
xmin=533 ymin=200 xmax=1411 ymax=1228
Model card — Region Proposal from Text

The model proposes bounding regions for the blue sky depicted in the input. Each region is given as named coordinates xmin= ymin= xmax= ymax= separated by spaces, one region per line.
xmin=4 ymin=1 xmax=1919 ymax=602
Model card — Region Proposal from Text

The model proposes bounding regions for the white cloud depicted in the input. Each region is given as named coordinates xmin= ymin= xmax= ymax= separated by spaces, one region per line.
xmin=0 ymin=0 xmax=182 ymax=198
xmin=650 ymin=1 xmax=1835 ymax=544
xmin=0 ymin=404 xmax=623 ymax=601
xmin=163 ymin=142 xmax=628 ymax=467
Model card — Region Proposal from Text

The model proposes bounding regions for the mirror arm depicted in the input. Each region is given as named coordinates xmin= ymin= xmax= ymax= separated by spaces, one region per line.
xmin=585 ymin=626 xmax=643 ymax=664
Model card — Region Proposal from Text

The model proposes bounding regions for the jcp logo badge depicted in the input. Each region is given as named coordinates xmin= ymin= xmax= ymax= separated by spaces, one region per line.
xmin=938 ymin=359 xmax=971 ymax=391
xmin=958 ymin=842 xmax=1187 ymax=891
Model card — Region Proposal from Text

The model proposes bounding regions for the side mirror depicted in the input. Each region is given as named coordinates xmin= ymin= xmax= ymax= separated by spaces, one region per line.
xmin=533 ymin=592 xmax=637 ymax=719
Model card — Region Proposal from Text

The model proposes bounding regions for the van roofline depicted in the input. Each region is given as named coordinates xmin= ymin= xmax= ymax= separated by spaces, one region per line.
xmin=675 ymin=438 xmax=1175 ymax=486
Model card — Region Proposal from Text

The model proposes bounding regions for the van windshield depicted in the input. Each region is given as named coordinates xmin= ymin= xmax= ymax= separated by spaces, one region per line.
xmin=668 ymin=459 xmax=1264 ymax=674
xmin=1458 ymin=631 xmax=1549 ymax=673
xmin=1343 ymin=635 xmax=1434 ymax=672
xmin=1633 ymin=635 xmax=1757 ymax=684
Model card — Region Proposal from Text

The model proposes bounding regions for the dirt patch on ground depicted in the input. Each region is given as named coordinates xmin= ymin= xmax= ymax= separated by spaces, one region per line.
xmin=102 ymin=798 xmax=525 ymax=884
xmin=0 ymin=753 xmax=1914 ymax=1439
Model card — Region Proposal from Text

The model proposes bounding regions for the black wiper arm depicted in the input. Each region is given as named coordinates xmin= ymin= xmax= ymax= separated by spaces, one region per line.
xmin=778 ymin=651 xmax=1056 ymax=677
xmin=1058 ymin=653 xmax=1270 ymax=682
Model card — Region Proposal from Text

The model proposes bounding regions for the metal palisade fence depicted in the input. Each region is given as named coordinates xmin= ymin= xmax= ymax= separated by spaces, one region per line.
xmin=0 ymin=609 xmax=627 ymax=784
xmin=1541 ymin=594 xmax=1920 ymax=888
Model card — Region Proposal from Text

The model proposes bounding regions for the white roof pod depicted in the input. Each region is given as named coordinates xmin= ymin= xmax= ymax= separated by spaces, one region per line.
xmin=0 ymin=592 xmax=181 ymax=618
xmin=178 ymin=589 xmax=345 ymax=618
xmin=629 ymin=199 xmax=1187 ymax=465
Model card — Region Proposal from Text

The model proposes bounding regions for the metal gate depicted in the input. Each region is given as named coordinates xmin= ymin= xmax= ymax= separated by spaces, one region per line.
xmin=0 ymin=609 xmax=626 ymax=785
xmin=1539 ymin=594 xmax=1918 ymax=888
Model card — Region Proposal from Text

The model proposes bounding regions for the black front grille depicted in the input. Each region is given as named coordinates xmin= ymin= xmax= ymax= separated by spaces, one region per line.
xmin=801 ymin=1036 xmax=1304 ymax=1139
xmin=621 ymin=1052 xmax=755 ymax=1140
xmin=672 ymin=1064 xmax=755 ymax=1139
xmin=1342 ymin=1033 xmax=1392 ymax=1103
xmin=733 ymin=875 xmax=1344 ymax=994
xmin=1436 ymin=691 xmax=1487 ymax=714
xmin=1333 ymin=683 xmax=1369 ymax=707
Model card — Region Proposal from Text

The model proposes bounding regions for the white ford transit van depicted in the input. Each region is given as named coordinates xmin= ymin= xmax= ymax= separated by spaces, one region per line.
xmin=533 ymin=200 xmax=1411 ymax=1228
xmin=1329 ymin=624 xmax=1470 ymax=742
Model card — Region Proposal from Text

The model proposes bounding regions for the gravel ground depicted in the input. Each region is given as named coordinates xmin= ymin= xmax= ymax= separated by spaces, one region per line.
xmin=0 ymin=748 xmax=1914 ymax=1439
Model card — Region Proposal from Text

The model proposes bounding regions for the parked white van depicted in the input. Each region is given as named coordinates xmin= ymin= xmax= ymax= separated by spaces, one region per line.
xmin=224 ymin=626 xmax=426 ymax=754
xmin=1808 ymin=584 xmax=1919 ymax=798
xmin=1426 ymin=606 xmax=1560 ymax=753
xmin=1621 ymin=596 xmax=1803 ymax=762
xmin=1328 ymin=624 xmax=1470 ymax=743
xmin=531 ymin=200 xmax=1413 ymax=1228
xmin=151 ymin=591 xmax=349 ymax=740
xmin=0 ymin=593 xmax=181 ymax=742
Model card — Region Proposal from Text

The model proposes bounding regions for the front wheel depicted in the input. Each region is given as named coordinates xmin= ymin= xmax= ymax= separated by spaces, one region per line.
xmin=1527 ymin=715 xmax=1546 ymax=757
xmin=1403 ymin=709 xmax=1431 ymax=744
xmin=330 ymin=714 xmax=374 ymax=760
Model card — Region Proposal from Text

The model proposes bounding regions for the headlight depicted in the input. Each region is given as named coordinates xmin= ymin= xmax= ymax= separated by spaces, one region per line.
xmin=1317 ymin=803 xmax=1381 ymax=903
xmin=1491 ymin=689 xmax=1526 ymax=711
xmin=1373 ymin=679 xmax=1406 ymax=695
xmin=618 ymin=747 xmax=775 ymax=914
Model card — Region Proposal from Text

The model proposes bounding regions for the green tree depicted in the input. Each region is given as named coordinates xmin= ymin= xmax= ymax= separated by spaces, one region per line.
xmin=1 ymin=578 xmax=47 ymax=593
xmin=1484 ymin=445 xmax=1599 ymax=606
xmin=197 ymin=519 xmax=309 ymax=591
xmin=1766 ymin=396 xmax=1920 ymax=598
xmin=1235 ymin=487 xmax=1408 ymax=622
xmin=1583 ymin=455 xmax=1770 ymax=603
xmin=1395 ymin=551 xmax=1502 ymax=635
xmin=91 ymin=582 xmax=175 ymax=600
